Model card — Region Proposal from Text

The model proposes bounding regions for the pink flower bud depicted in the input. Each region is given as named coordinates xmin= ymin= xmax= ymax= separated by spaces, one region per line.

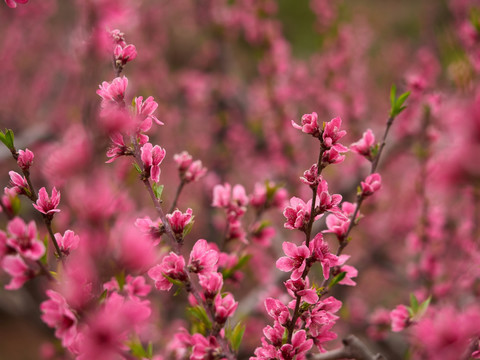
xmin=291 ymin=112 xmax=320 ymax=136
xmin=360 ymin=173 xmax=382 ymax=196
xmin=390 ymin=304 xmax=410 ymax=332
xmin=17 ymin=149 xmax=34 ymax=170
xmin=351 ymin=129 xmax=376 ymax=159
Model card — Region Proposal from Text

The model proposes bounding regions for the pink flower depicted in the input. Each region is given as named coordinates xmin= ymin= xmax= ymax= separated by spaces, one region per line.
xmin=360 ymin=173 xmax=382 ymax=196
xmin=9 ymin=171 xmax=28 ymax=194
xmin=324 ymin=202 xmax=356 ymax=241
xmin=135 ymin=96 xmax=163 ymax=126
xmin=291 ymin=112 xmax=320 ymax=136
xmin=140 ymin=142 xmax=166 ymax=183
xmin=212 ymin=183 xmax=231 ymax=208
xmin=212 ymin=183 xmax=248 ymax=219
xmin=264 ymin=298 xmax=290 ymax=325
xmin=33 ymin=187 xmax=61 ymax=215
xmin=188 ymin=239 xmax=218 ymax=274
xmin=134 ymin=216 xmax=164 ymax=243
xmin=124 ymin=275 xmax=151 ymax=299
xmin=106 ymin=133 xmax=128 ymax=163
xmin=283 ymin=197 xmax=312 ymax=230
xmin=184 ymin=160 xmax=207 ymax=182
xmin=54 ymin=230 xmax=80 ymax=256
xmin=276 ymin=241 xmax=310 ymax=280
xmin=263 ymin=322 xmax=285 ymax=347
xmin=148 ymin=253 xmax=187 ymax=291
xmin=167 ymin=208 xmax=194 ymax=238
xmin=114 ymin=44 xmax=137 ymax=65
xmin=198 ymin=272 xmax=223 ymax=299
xmin=40 ymin=290 xmax=78 ymax=347
xmin=214 ymin=292 xmax=238 ymax=323
xmin=1 ymin=255 xmax=32 ymax=290
xmin=285 ymin=277 xmax=319 ymax=304
xmin=351 ymin=129 xmax=376 ymax=159
xmin=316 ymin=180 xmax=342 ymax=216
xmin=322 ymin=116 xmax=347 ymax=152
xmin=390 ymin=304 xmax=410 ymax=332
xmin=4 ymin=0 xmax=28 ymax=8
xmin=191 ymin=334 xmax=221 ymax=360
xmin=173 ymin=151 xmax=193 ymax=172
xmin=279 ymin=330 xmax=313 ymax=360
xmin=300 ymin=164 xmax=321 ymax=187
xmin=321 ymin=147 xmax=346 ymax=166
xmin=110 ymin=29 xmax=126 ymax=47
xmin=97 ymin=76 xmax=128 ymax=105
xmin=6 ymin=217 xmax=45 ymax=260
xmin=17 ymin=149 xmax=34 ymax=170
xmin=309 ymin=233 xmax=338 ymax=280
xmin=335 ymin=255 xmax=358 ymax=286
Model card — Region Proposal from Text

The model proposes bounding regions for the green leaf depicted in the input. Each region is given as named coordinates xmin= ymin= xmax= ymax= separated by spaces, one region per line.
xmin=410 ymin=293 xmax=419 ymax=313
xmin=133 ymin=163 xmax=142 ymax=174
xmin=128 ymin=340 xmax=148 ymax=358
xmin=397 ymin=92 xmax=410 ymax=107
xmin=415 ymin=296 xmax=432 ymax=319
xmin=115 ymin=269 xmax=126 ymax=291
xmin=163 ymin=274 xmax=185 ymax=287
xmin=229 ymin=322 xmax=246 ymax=352
xmin=390 ymin=84 xmax=397 ymax=108
xmin=152 ymin=183 xmax=164 ymax=200
xmin=187 ymin=305 xmax=212 ymax=329
xmin=10 ymin=195 xmax=21 ymax=215
xmin=182 ymin=219 xmax=195 ymax=237
xmin=98 ymin=289 xmax=108 ymax=303
xmin=0 ymin=129 xmax=15 ymax=150
xmin=329 ymin=271 xmax=346 ymax=288
xmin=222 ymin=254 xmax=251 ymax=279
xmin=147 ymin=342 xmax=153 ymax=358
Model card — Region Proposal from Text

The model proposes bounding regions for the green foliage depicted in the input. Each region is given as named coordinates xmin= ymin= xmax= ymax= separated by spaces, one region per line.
xmin=152 ymin=183 xmax=164 ymax=200
xmin=226 ymin=321 xmax=246 ymax=352
xmin=0 ymin=129 xmax=15 ymax=150
xmin=222 ymin=254 xmax=251 ymax=280
xmin=187 ymin=305 xmax=212 ymax=332
xmin=328 ymin=271 xmax=347 ymax=289
xmin=389 ymin=85 xmax=410 ymax=118
xmin=408 ymin=293 xmax=431 ymax=320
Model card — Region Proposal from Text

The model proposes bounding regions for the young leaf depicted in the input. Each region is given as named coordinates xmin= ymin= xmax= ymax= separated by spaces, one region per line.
xmin=415 ymin=296 xmax=432 ymax=319
xmin=187 ymin=305 xmax=212 ymax=329
xmin=133 ymin=163 xmax=143 ymax=174
xmin=229 ymin=322 xmax=246 ymax=352
xmin=152 ymin=183 xmax=164 ymax=200
xmin=409 ymin=293 xmax=419 ymax=313
xmin=329 ymin=271 xmax=346 ymax=288
xmin=115 ymin=269 xmax=126 ymax=291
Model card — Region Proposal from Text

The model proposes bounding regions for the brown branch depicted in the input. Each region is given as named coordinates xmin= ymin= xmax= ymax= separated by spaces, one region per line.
xmin=311 ymin=335 xmax=386 ymax=360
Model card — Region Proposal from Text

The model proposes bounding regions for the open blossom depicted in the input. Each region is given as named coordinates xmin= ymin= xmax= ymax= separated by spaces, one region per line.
xmin=148 ymin=253 xmax=187 ymax=291
xmin=33 ymin=187 xmax=61 ymax=215
xmin=276 ymin=241 xmax=310 ymax=280
xmin=322 ymin=116 xmax=347 ymax=152
xmin=324 ymin=202 xmax=357 ymax=241
xmin=360 ymin=173 xmax=382 ymax=196
xmin=106 ymin=133 xmax=128 ymax=163
xmin=264 ymin=298 xmax=290 ymax=325
xmin=4 ymin=0 xmax=28 ymax=8
xmin=283 ymin=197 xmax=312 ymax=230
xmin=141 ymin=142 xmax=166 ymax=183
xmin=184 ymin=160 xmax=207 ymax=182
xmin=97 ymin=76 xmax=128 ymax=105
xmin=54 ymin=230 xmax=80 ymax=256
xmin=17 ymin=149 xmax=34 ymax=170
xmin=279 ymin=330 xmax=313 ymax=360
xmin=114 ymin=44 xmax=137 ymax=65
xmin=173 ymin=151 xmax=193 ymax=171
xmin=40 ymin=290 xmax=78 ymax=347
xmin=6 ymin=217 xmax=45 ymax=260
xmin=214 ymin=292 xmax=238 ymax=323
xmin=188 ymin=239 xmax=218 ymax=274
xmin=390 ymin=304 xmax=410 ymax=332
xmin=124 ymin=275 xmax=151 ymax=299
xmin=167 ymin=208 xmax=194 ymax=237
xmin=351 ymin=129 xmax=376 ymax=159
xmin=191 ymin=334 xmax=222 ymax=360
xmin=212 ymin=183 xmax=248 ymax=219
xmin=309 ymin=233 xmax=338 ymax=280
xmin=285 ymin=277 xmax=319 ymax=304
xmin=300 ymin=164 xmax=321 ymax=187
xmin=291 ymin=112 xmax=320 ymax=136
xmin=322 ymin=147 xmax=346 ymax=166
xmin=316 ymin=180 xmax=343 ymax=216
xmin=1 ymin=255 xmax=33 ymax=290
xmin=135 ymin=96 xmax=163 ymax=126
xmin=335 ymin=255 xmax=358 ymax=286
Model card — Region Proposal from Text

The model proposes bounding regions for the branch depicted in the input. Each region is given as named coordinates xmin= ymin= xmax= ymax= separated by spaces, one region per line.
xmin=311 ymin=335 xmax=386 ymax=360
